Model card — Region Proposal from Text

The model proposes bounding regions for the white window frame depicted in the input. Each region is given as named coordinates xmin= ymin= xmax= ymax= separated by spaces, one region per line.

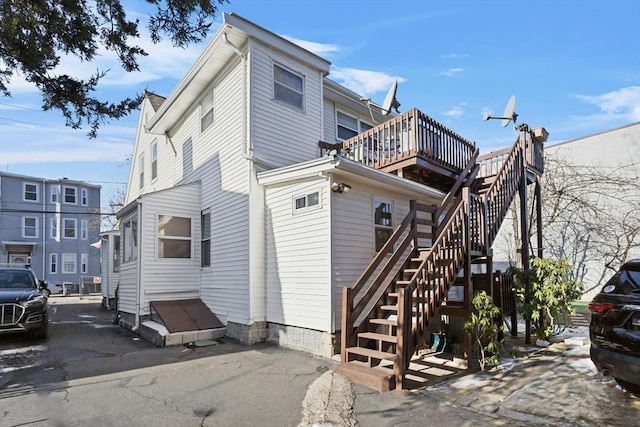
xmin=22 ymin=216 xmax=38 ymax=238
xmin=273 ymin=63 xmax=304 ymax=111
xmin=157 ymin=215 xmax=192 ymax=259
xmin=80 ymin=219 xmax=88 ymax=240
xmin=113 ymin=235 xmax=121 ymax=272
xmin=63 ymin=218 xmax=77 ymax=239
xmin=81 ymin=253 xmax=88 ymax=274
xmin=373 ymin=198 xmax=394 ymax=253
xmin=81 ymin=188 xmax=88 ymax=206
xmin=122 ymin=214 xmax=138 ymax=263
xmin=50 ymin=216 xmax=58 ymax=239
xmin=139 ymin=154 xmax=145 ymax=189
xmin=23 ymin=182 xmax=39 ymax=202
xmin=49 ymin=253 xmax=58 ymax=274
xmin=200 ymin=89 xmax=214 ymax=132
xmin=62 ymin=253 xmax=76 ymax=274
xmin=63 ymin=186 xmax=77 ymax=204
xmin=51 ymin=185 xmax=59 ymax=203
xmin=293 ymin=190 xmax=321 ymax=214
xmin=151 ymin=140 xmax=158 ymax=180
xmin=336 ymin=110 xmax=373 ymax=141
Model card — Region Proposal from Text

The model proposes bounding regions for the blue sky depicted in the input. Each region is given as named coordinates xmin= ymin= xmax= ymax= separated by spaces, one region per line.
xmin=1 ymin=0 xmax=639 ymax=217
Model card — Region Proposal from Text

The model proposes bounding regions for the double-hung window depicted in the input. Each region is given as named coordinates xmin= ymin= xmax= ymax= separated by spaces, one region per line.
xmin=62 ymin=253 xmax=76 ymax=274
xmin=374 ymin=199 xmax=393 ymax=252
xmin=81 ymin=253 xmax=88 ymax=274
xmin=273 ymin=64 xmax=304 ymax=110
xmin=24 ymin=182 xmax=38 ymax=202
xmin=63 ymin=218 xmax=77 ymax=239
xmin=201 ymin=210 xmax=211 ymax=267
xmin=139 ymin=154 xmax=145 ymax=189
xmin=337 ymin=111 xmax=373 ymax=140
xmin=51 ymin=185 xmax=59 ymax=203
xmin=151 ymin=140 xmax=158 ymax=180
xmin=80 ymin=219 xmax=88 ymax=240
xmin=50 ymin=253 xmax=58 ymax=274
xmin=200 ymin=90 xmax=214 ymax=131
xmin=64 ymin=186 xmax=77 ymax=204
xmin=23 ymin=216 xmax=38 ymax=238
xmin=157 ymin=215 xmax=191 ymax=259
xmin=50 ymin=217 xmax=58 ymax=239
xmin=81 ymin=188 xmax=88 ymax=206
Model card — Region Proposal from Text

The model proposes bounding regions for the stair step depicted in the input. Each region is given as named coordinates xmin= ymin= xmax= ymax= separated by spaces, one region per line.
xmin=358 ymin=332 xmax=398 ymax=344
xmin=335 ymin=362 xmax=395 ymax=392
xmin=380 ymin=305 xmax=398 ymax=311
xmin=369 ymin=318 xmax=397 ymax=326
xmin=345 ymin=346 xmax=397 ymax=362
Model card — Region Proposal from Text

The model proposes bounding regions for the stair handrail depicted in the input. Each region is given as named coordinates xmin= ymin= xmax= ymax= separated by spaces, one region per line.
xmin=341 ymin=202 xmax=436 ymax=360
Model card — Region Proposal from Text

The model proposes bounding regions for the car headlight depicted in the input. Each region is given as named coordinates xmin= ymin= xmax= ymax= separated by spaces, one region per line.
xmin=22 ymin=295 xmax=46 ymax=307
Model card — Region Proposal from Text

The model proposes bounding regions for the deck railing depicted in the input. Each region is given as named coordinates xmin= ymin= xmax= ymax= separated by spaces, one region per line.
xmin=324 ymin=108 xmax=476 ymax=174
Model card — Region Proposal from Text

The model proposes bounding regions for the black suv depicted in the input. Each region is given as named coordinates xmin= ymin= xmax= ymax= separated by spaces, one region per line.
xmin=0 ymin=265 xmax=49 ymax=338
xmin=589 ymin=259 xmax=640 ymax=395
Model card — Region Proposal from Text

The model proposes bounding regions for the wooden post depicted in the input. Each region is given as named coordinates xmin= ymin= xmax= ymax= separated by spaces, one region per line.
xmin=519 ymin=132 xmax=532 ymax=345
xmin=341 ymin=287 xmax=354 ymax=362
xmin=395 ymin=287 xmax=407 ymax=390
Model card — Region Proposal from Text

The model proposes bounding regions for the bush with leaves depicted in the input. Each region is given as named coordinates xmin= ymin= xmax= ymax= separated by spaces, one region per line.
xmin=509 ymin=257 xmax=584 ymax=340
xmin=464 ymin=291 xmax=504 ymax=371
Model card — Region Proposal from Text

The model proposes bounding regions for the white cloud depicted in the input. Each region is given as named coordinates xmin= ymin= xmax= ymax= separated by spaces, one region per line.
xmin=442 ymin=53 xmax=469 ymax=59
xmin=439 ymin=68 xmax=464 ymax=77
xmin=444 ymin=103 xmax=468 ymax=118
xmin=330 ymin=67 xmax=406 ymax=97
xmin=574 ymin=86 xmax=640 ymax=122
xmin=1 ymin=141 xmax=133 ymax=165
xmin=282 ymin=36 xmax=340 ymax=56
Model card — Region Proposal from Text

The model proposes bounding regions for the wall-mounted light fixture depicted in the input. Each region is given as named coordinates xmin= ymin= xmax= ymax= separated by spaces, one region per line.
xmin=331 ymin=182 xmax=351 ymax=193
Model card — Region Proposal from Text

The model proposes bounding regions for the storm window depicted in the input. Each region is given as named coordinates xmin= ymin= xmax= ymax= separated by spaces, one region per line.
xmin=23 ymin=216 xmax=37 ymax=238
xmin=274 ymin=64 xmax=304 ymax=110
xmin=23 ymin=182 xmax=38 ymax=202
xmin=63 ymin=218 xmax=77 ymax=239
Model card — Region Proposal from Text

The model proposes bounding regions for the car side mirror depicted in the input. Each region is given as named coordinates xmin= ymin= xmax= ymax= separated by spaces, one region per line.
xmin=39 ymin=280 xmax=48 ymax=289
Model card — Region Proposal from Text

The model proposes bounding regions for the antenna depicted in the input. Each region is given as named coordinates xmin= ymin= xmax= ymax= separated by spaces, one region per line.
xmin=483 ymin=95 xmax=518 ymax=127
xmin=381 ymin=79 xmax=401 ymax=115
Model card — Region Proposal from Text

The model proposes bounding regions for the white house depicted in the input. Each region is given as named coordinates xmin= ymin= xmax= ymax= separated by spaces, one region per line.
xmin=117 ymin=12 xmax=544 ymax=387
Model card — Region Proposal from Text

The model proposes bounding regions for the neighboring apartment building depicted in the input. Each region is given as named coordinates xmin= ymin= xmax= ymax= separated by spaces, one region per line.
xmin=0 ymin=172 xmax=101 ymax=289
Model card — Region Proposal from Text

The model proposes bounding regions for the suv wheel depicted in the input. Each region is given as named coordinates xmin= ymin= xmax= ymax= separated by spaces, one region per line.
xmin=32 ymin=324 xmax=48 ymax=339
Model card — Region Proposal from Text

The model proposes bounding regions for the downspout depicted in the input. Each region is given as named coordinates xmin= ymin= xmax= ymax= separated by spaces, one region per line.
xmin=134 ymin=200 xmax=142 ymax=331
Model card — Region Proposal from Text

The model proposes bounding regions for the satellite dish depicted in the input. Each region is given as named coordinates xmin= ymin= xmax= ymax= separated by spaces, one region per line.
xmin=381 ymin=79 xmax=401 ymax=115
xmin=483 ymin=95 xmax=518 ymax=127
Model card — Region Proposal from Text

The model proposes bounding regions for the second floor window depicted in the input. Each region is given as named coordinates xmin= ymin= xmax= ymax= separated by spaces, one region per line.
xmin=274 ymin=64 xmax=304 ymax=111
xmin=139 ymin=154 xmax=145 ymax=189
xmin=337 ymin=111 xmax=372 ymax=140
xmin=81 ymin=188 xmax=88 ymax=206
xmin=200 ymin=90 xmax=214 ymax=131
xmin=23 ymin=216 xmax=37 ymax=238
xmin=81 ymin=220 xmax=88 ymax=240
xmin=50 ymin=217 xmax=58 ymax=239
xmin=64 ymin=218 xmax=77 ymax=239
xmin=151 ymin=141 xmax=158 ymax=180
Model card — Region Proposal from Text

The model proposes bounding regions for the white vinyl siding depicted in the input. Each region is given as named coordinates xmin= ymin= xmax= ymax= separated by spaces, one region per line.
xmin=250 ymin=41 xmax=323 ymax=167
xmin=264 ymin=178 xmax=331 ymax=331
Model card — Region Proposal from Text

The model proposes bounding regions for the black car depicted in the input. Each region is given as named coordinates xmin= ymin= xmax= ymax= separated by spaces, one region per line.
xmin=589 ymin=259 xmax=640 ymax=395
xmin=0 ymin=265 xmax=49 ymax=338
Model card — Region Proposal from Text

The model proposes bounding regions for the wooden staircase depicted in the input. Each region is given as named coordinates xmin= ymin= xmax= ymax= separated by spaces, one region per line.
xmin=331 ymin=113 xmax=545 ymax=392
